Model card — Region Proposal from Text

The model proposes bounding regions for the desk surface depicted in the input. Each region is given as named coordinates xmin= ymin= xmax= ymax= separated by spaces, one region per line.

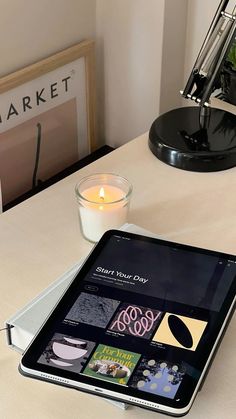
xmin=0 ymin=133 xmax=235 ymax=419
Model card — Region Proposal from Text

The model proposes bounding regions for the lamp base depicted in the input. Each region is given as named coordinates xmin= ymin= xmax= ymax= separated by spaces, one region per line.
xmin=149 ymin=106 xmax=236 ymax=172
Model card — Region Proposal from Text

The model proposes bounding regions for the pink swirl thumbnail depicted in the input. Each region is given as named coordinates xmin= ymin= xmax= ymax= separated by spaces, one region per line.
xmin=110 ymin=305 xmax=161 ymax=337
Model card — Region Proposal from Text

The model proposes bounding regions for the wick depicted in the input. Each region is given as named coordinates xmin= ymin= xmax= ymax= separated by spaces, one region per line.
xmin=99 ymin=186 xmax=105 ymax=201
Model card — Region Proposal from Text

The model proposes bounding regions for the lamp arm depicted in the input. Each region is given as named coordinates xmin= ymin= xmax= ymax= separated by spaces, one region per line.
xmin=201 ymin=22 xmax=236 ymax=105
xmin=182 ymin=0 xmax=236 ymax=107
xmin=182 ymin=0 xmax=230 ymax=99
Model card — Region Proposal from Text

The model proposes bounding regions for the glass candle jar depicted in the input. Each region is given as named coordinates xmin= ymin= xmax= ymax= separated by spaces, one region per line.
xmin=75 ymin=173 xmax=132 ymax=242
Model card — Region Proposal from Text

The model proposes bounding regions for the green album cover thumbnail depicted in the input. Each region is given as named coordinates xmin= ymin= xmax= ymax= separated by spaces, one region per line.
xmin=83 ymin=344 xmax=141 ymax=385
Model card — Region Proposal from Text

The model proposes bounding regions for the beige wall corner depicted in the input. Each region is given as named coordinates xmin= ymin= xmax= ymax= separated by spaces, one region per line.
xmin=159 ymin=0 xmax=188 ymax=114
xmin=96 ymin=0 xmax=165 ymax=148
xmin=0 ymin=0 xmax=96 ymax=77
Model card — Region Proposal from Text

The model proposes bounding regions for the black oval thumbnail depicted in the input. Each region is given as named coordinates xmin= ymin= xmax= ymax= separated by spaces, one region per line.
xmin=168 ymin=315 xmax=193 ymax=348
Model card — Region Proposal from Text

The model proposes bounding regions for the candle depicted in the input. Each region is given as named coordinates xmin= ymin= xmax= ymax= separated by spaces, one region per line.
xmin=75 ymin=174 xmax=132 ymax=242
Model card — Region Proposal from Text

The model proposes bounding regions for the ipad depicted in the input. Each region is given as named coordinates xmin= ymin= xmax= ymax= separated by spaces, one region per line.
xmin=19 ymin=230 xmax=236 ymax=416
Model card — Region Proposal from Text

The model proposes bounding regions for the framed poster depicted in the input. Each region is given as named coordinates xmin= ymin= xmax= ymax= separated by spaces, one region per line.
xmin=0 ymin=40 xmax=96 ymax=206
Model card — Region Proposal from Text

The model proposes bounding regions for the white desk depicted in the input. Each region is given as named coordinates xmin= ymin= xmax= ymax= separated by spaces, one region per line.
xmin=0 ymin=133 xmax=235 ymax=419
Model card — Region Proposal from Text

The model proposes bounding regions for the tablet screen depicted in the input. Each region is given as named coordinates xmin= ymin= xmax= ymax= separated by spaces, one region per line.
xmin=20 ymin=230 xmax=236 ymax=416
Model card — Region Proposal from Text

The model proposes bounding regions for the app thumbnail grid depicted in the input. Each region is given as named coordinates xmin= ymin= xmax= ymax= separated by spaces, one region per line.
xmin=37 ymin=290 xmax=209 ymax=400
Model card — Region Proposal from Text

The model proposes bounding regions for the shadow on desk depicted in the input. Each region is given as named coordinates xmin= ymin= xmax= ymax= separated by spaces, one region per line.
xmin=3 ymin=146 xmax=113 ymax=212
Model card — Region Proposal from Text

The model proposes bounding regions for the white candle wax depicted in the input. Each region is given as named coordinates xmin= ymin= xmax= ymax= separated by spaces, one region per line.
xmin=79 ymin=184 xmax=128 ymax=242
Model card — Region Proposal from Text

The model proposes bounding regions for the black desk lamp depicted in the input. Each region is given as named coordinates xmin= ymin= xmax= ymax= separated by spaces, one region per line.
xmin=149 ymin=0 xmax=236 ymax=171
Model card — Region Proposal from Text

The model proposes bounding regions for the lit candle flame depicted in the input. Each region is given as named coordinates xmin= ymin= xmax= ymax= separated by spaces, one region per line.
xmin=99 ymin=187 xmax=105 ymax=201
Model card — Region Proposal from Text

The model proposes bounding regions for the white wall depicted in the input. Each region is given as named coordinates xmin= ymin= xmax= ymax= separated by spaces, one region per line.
xmin=0 ymin=0 xmax=96 ymax=77
xmin=96 ymin=0 xmax=190 ymax=147
xmin=96 ymin=0 xmax=165 ymax=148
xmin=159 ymin=0 xmax=188 ymax=114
